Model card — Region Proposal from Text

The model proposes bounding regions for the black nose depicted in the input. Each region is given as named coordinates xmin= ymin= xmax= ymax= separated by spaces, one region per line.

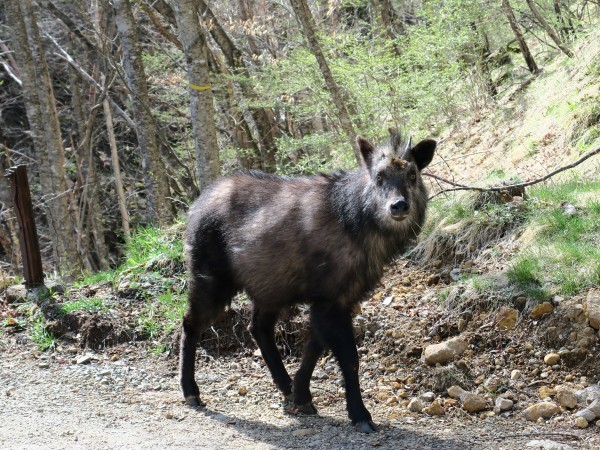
xmin=390 ymin=199 xmax=409 ymax=216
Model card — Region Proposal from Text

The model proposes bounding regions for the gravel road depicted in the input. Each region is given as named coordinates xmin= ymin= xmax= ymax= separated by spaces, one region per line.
xmin=2 ymin=344 xmax=597 ymax=450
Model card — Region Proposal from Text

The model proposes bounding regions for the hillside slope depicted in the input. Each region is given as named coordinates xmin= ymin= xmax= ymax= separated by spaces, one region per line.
xmin=430 ymin=27 xmax=599 ymax=188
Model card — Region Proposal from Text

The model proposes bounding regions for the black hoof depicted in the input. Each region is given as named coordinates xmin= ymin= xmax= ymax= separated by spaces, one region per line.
xmin=354 ymin=420 xmax=378 ymax=433
xmin=185 ymin=395 xmax=206 ymax=408
xmin=295 ymin=402 xmax=318 ymax=415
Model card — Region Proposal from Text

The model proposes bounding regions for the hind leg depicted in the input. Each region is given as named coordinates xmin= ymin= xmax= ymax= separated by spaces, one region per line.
xmin=249 ymin=308 xmax=293 ymax=398
xmin=179 ymin=278 xmax=231 ymax=406
xmin=291 ymin=327 xmax=323 ymax=414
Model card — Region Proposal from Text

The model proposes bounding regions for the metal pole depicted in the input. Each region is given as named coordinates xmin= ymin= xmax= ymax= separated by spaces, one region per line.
xmin=5 ymin=165 xmax=44 ymax=287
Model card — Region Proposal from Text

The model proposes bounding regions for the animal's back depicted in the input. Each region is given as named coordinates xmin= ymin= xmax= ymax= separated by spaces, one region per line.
xmin=186 ymin=171 xmax=373 ymax=310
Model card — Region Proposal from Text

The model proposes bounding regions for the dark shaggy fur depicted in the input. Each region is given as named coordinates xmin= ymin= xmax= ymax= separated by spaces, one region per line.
xmin=179 ymin=131 xmax=436 ymax=433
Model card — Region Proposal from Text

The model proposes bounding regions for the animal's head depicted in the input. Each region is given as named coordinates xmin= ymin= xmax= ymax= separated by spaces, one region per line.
xmin=357 ymin=129 xmax=436 ymax=226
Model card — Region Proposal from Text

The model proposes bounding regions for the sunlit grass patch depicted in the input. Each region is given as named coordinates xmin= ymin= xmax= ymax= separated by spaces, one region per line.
xmin=59 ymin=297 xmax=106 ymax=315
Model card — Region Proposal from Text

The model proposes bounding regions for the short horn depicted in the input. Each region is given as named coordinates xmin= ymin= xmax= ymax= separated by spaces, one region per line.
xmin=402 ymin=136 xmax=412 ymax=160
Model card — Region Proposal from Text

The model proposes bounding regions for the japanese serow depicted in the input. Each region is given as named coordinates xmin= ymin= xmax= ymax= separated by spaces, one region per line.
xmin=180 ymin=130 xmax=436 ymax=433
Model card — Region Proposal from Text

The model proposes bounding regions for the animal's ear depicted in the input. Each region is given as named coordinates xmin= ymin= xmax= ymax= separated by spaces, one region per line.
xmin=356 ymin=136 xmax=375 ymax=168
xmin=408 ymin=139 xmax=436 ymax=171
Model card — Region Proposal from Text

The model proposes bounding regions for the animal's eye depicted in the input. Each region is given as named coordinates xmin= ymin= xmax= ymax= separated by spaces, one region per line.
xmin=410 ymin=174 xmax=416 ymax=180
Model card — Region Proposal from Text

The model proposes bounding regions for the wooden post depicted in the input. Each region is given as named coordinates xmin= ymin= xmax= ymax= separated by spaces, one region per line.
xmin=5 ymin=165 xmax=44 ymax=287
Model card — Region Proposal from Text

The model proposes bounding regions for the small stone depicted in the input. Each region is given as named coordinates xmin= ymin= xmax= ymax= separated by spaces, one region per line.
xmin=110 ymin=355 xmax=120 ymax=362
xmin=531 ymin=302 xmax=554 ymax=320
xmin=408 ymin=398 xmax=424 ymax=413
xmin=386 ymin=397 xmax=398 ymax=405
xmin=544 ymin=353 xmax=560 ymax=365
xmin=447 ymin=385 xmax=466 ymax=399
xmin=165 ymin=412 xmax=174 ymax=419
xmin=523 ymin=402 xmax=561 ymax=421
xmin=525 ymin=439 xmax=574 ymax=449
xmin=38 ymin=362 xmax=50 ymax=369
xmin=496 ymin=307 xmax=518 ymax=330
xmin=423 ymin=400 xmax=445 ymax=416
xmin=586 ymin=289 xmax=600 ymax=330
xmin=76 ymin=355 xmax=92 ymax=365
xmin=292 ymin=428 xmax=315 ymax=437
xmin=419 ymin=391 xmax=435 ymax=403
xmin=575 ymin=408 xmax=596 ymax=421
xmin=238 ymin=386 xmax=248 ymax=396
xmin=539 ymin=386 xmax=556 ymax=399
xmin=426 ymin=274 xmax=440 ymax=286
xmin=511 ymin=370 xmax=522 ymax=380
xmin=461 ymin=393 xmax=488 ymax=413
xmin=424 ymin=337 xmax=468 ymax=365
xmin=555 ymin=387 xmax=577 ymax=409
xmin=576 ymin=385 xmax=600 ymax=404
xmin=574 ymin=416 xmax=588 ymax=428
xmin=495 ymin=397 xmax=513 ymax=411
xmin=5 ymin=284 xmax=27 ymax=303
xmin=483 ymin=376 xmax=501 ymax=392
xmin=397 ymin=389 xmax=409 ymax=398
xmin=589 ymin=399 xmax=600 ymax=416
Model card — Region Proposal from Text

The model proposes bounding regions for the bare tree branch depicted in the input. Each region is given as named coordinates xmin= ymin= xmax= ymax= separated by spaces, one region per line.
xmin=425 ymin=146 xmax=600 ymax=200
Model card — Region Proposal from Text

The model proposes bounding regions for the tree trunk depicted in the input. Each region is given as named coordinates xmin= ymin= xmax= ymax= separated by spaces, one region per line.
xmin=370 ymin=0 xmax=402 ymax=55
xmin=171 ymin=0 xmax=221 ymax=192
xmin=501 ymin=0 xmax=540 ymax=74
xmin=235 ymin=0 xmax=279 ymax=171
xmin=113 ymin=0 xmax=172 ymax=226
xmin=526 ymin=0 xmax=573 ymax=57
xmin=6 ymin=0 xmax=81 ymax=274
xmin=103 ymin=93 xmax=131 ymax=243
xmin=289 ymin=0 xmax=360 ymax=165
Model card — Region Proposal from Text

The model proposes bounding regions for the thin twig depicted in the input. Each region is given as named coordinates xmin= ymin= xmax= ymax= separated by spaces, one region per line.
xmin=491 ymin=431 xmax=581 ymax=441
xmin=425 ymin=146 xmax=600 ymax=200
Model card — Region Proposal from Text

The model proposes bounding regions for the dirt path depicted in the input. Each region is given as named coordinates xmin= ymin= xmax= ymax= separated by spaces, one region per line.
xmin=1 ymin=344 xmax=596 ymax=450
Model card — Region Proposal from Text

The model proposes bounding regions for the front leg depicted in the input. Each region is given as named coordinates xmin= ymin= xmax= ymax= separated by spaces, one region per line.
xmin=311 ymin=305 xmax=377 ymax=433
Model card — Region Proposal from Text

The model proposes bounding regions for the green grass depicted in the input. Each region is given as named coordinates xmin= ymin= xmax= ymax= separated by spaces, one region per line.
xmin=124 ymin=224 xmax=184 ymax=271
xmin=63 ymin=223 xmax=188 ymax=354
xmin=470 ymin=274 xmax=495 ymax=294
xmin=74 ymin=270 xmax=118 ymax=288
xmin=424 ymin=196 xmax=472 ymax=235
xmin=507 ymin=256 xmax=541 ymax=286
xmin=59 ymin=297 xmax=106 ymax=315
xmin=140 ymin=291 xmax=187 ymax=349
xmin=424 ymin=179 xmax=599 ymax=304
xmin=508 ymin=180 xmax=600 ymax=296
xmin=30 ymin=317 xmax=56 ymax=351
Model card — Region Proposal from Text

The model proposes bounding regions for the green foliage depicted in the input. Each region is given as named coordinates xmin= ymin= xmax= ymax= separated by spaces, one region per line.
xmin=241 ymin=0 xmax=514 ymax=173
